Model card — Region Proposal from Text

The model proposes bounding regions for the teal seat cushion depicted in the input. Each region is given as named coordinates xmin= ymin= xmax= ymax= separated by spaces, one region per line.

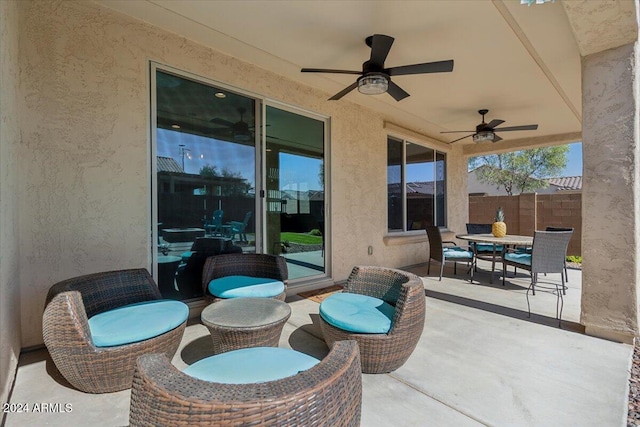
xmin=183 ymin=347 xmax=319 ymax=384
xmin=319 ymin=293 xmax=394 ymax=334
xmin=88 ymin=300 xmax=188 ymax=348
xmin=180 ymin=251 xmax=193 ymax=261
xmin=474 ymin=243 xmax=504 ymax=253
xmin=443 ymin=247 xmax=473 ymax=260
xmin=208 ymin=275 xmax=285 ymax=298
xmin=504 ymin=252 xmax=532 ymax=266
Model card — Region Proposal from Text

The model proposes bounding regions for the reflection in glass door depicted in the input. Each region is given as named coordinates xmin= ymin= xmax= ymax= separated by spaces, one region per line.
xmin=265 ymin=105 xmax=326 ymax=280
xmin=154 ymin=69 xmax=258 ymax=300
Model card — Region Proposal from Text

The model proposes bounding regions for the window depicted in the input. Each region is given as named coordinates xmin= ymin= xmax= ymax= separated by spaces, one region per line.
xmin=387 ymin=136 xmax=446 ymax=232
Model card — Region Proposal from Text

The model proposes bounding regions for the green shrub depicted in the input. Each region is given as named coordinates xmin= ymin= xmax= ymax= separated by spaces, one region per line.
xmin=309 ymin=228 xmax=322 ymax=236
xmin=566 ymin=255 xmax=582 ymax=263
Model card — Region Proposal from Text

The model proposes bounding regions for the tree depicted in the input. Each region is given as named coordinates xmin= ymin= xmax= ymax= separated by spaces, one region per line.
xmin=199 ymin=164 xmax=219 ymax=178
xmin=469 ymin=146 xmax=569 ymax=195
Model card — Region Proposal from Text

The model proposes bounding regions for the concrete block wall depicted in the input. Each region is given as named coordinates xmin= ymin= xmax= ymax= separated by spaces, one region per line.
xmin=469 ymin=193 xmax=582 ymax=256
xmin=536 ymin=193 xmax=582 ymax=256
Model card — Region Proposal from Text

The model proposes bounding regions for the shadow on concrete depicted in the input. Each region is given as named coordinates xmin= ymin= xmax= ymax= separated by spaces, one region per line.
xmin=425 ymin=289 xmax=585 ymax=334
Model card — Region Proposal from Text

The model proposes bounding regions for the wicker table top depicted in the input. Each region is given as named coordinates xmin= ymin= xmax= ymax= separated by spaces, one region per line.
xmin=201 ymin=297 xmax=291 ymax=329
xmin=456 ymin=233 xmax=533 ymax=246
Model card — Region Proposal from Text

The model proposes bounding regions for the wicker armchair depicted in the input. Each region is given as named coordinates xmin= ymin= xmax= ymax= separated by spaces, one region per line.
xmin=201 ymin=253 xmax=288 ymax=301
xmin=502 ymin=231 xmax=573 ymax=325
xmin=129 ymin=340 xmax=362 ymax=427
xmin=42 ymin=269 xmax=187 ymax=393
xmin=319 ymin=266 xmax=426 ymax=374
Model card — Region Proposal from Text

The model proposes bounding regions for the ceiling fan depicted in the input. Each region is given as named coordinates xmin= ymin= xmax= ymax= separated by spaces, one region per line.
xmin=210 ymin=107 xmax=255 ymax=142
xmin=301 ymin=34 xmax=454 ymax=101
xmin=441 ymin=109 xmax=539 ymax=143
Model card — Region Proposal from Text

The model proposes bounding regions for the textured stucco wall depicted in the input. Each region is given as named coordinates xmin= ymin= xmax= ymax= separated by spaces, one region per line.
xmin=18 ymin=1 xmax=468 ymax=347
xmin=0 ymin=0 xmax=22 ymax=404
xmin=581 ymin=42 xmax=640 ymax=343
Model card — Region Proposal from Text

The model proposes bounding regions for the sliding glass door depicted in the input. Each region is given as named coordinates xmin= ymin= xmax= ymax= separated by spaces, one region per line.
xmin=264 ymin=105 xmax=326 ymax=280
xmin=152 ymin=66 xmax=328 ymax=299
xmin=154 ymin=69 xmax=258 ymax=300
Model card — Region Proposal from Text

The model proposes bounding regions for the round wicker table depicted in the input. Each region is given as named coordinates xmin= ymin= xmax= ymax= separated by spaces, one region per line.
xmin=201 ymin=297 xmax=291 ymax=354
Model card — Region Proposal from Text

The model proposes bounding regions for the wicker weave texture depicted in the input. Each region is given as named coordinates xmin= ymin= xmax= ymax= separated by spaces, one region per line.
xmin=503 ymin=231 xmax=572 ymax=274
xmin=320 ymin=266 xmax=426 ymax=374
xmin=201 ymin=299 xmax=291 ymax=354
xmin=201 ymin=253 xmax=288 ymax=301
xmin=42 ymin=269 xmax=186 ymax=393
xmin=129 ymin=340 xmax=362 ymax=427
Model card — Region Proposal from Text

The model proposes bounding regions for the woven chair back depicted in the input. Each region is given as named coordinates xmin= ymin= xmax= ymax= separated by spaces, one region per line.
xmin=425 ymin=225 xmax=444 ymax=263
xmin=466 ymin=223 xmax=492 ymax=234
xmin=46 ymin=269 xmax=160 ymax=318
xmin=531 ymin=231 xmax=573 ymax=274
xmin=345 ymin=266 xmax=416 ymax=305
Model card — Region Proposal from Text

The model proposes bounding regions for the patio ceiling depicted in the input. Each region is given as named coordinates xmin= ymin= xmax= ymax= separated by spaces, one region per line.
xmin=98 ymin=0 xmax=636 ymax=154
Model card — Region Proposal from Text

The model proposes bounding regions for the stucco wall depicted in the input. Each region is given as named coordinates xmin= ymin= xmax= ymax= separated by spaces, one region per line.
xmin=0 ymin=0 xmax=22 ymax=404
xmin=18 ymin=0 xmax=467 ymax=347
xmin=581 ymin=42 xmax=639 ymax=343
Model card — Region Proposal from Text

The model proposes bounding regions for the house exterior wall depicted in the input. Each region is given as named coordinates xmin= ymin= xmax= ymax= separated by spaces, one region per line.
xmin=581 ymin=42 xmax=640 ymax=343
xmin=0 ymin=0 xmax=22 ymax=405
xmin=16 ymin=0 xmax=465 ymax=347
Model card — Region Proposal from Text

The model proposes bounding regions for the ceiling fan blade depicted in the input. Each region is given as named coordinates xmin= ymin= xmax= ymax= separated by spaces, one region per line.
xmin=492 ymin=134 xmax=503 ymax=142
xmin=301 ymin=68 xmax=362 ymax=75
xmin=209 ymin=118 xmax=235 ymax=127
xmin=440 ymin=130 xmax=475 ymax=134
xmin=447 ymin=134 xmax=474 ymax=144
xmin=486 ymin=119 xmax=505 ymax=129
xmin=329 ymin=81 xmax=358 ymax=100
xmin=369 ymin=34 xmax=395 ymax=67
xmin=494 ymin=124 xmax=539 ymax=132
xmin=387 ymin=81 xmax=410 ymax=101
xmin=386 ymin=60 xmax=454 ymax=76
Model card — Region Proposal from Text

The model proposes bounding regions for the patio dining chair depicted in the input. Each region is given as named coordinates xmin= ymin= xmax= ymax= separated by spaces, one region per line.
xmin=546 ymin=226 xmax=574 ymax=284
xmin=502 ymin=230 xmax=572 ymax=326
xmin=128 ymin=340 xmax=362 ymax=427
xmin=426 ymin=225 xmax=474 ymax=282
xmin=466 ymin=223 xmax=504 ymax=272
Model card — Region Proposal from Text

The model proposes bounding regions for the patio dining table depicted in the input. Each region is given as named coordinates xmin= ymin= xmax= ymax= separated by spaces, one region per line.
xmin=456 ymin=233 xmax=533 ymax=284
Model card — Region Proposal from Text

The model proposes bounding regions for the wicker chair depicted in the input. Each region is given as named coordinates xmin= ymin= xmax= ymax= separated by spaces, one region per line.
xmin=201 ymin=253 xmax=288 ymax=301
xmin=502 ymin=230 xmax=573 ymax=326
xmin=42 ymin=269 xmax=187 ymax=393
xmin=319 ymin=266 xmax=426 ymax=374
xmin=129 ymin=340 xmax=362 ymax=427
xmin=426 ymin=225 xmax=474 ymax=282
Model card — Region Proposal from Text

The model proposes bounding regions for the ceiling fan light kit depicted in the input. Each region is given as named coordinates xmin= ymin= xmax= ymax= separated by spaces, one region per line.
xmin=357 ymin=73 xmax=388 ymax=95
xmin=473 ymin=131 xmax=495 ymax=143
xmin=301 ymin=34 xmax=453 ymax=101
xmin=441 ymin=109 xmax=539 ymax=144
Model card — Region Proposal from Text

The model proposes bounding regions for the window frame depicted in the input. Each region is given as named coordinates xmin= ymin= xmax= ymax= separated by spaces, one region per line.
xmin=386 ymin=135 xmax=447 ymax=234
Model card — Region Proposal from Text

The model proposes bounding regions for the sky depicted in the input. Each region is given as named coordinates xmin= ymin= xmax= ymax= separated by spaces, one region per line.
xmin=562 ymin=142 xmax=583 ymax=177
xmin=158 ymin=130 xmax=324 ymax=191
xmin=159 ymin=130 xmax=583 ymax=192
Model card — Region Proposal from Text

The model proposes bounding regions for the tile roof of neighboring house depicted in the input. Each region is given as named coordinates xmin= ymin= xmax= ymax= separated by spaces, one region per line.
xmin=548 ymin=176 xmax=582 ymax=191
xmin=157 ymin=156 xmax=183 ymax=173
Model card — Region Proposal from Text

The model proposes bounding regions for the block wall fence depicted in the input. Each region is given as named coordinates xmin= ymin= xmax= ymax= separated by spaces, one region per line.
xmin=468 ymin=193 xmax=582 ymax=256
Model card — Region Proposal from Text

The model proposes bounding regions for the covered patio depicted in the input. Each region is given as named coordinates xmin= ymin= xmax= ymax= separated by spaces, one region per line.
xmin=6 ymin=265 xmax=632 ymax=426
xmin=2 ymin=0 xmax=640 ymax=423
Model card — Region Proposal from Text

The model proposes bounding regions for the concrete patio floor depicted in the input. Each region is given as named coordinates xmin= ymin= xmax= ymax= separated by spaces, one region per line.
xmin=4 ymin=262 xmax=633 ymax=426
